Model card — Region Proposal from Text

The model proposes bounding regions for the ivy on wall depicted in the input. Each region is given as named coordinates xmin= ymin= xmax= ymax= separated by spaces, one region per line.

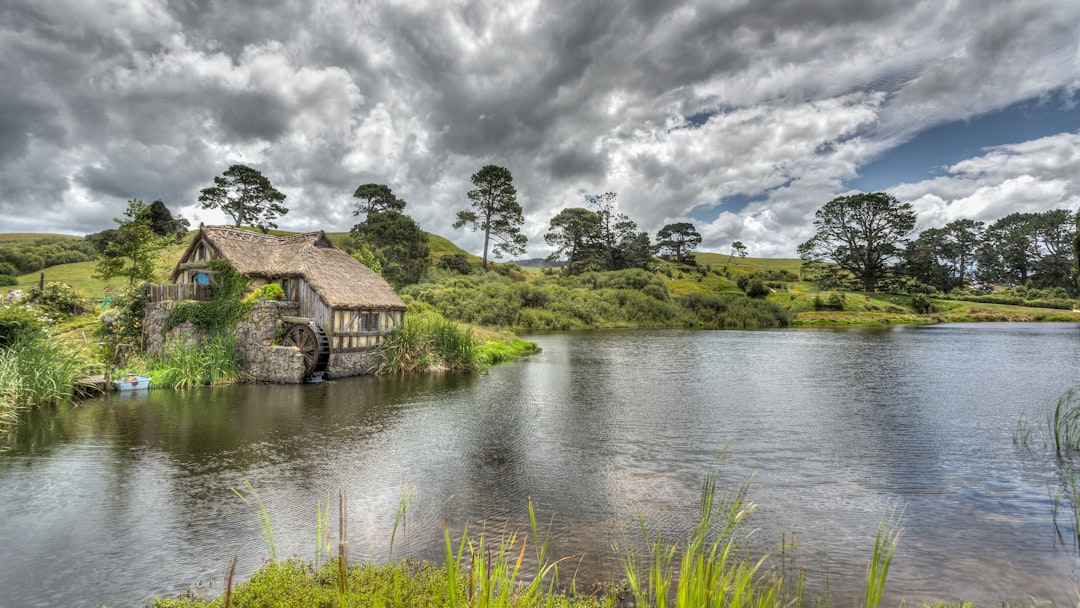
xmin=163 ymin=260 xmax=252 ymax=334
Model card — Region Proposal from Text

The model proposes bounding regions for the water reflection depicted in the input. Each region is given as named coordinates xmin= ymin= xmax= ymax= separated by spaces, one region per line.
xmin=2 ymin=324 xmax=1080 ymax=606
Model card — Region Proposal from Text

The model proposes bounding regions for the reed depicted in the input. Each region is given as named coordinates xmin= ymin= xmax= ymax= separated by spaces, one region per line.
xmin=0 ymin=335 xmax=86 ymax=427
xmin=378 ymin=311 xmax=477 ymax=374
xmin=1050 ymin=387 xmax=1080 ymax=455
xmin=863 ymin=506 xmax=903 ymax=608
xmin=230 ymin=480 xmax=276 ymax=561
xmin=442 ymin=499 xmax=570 ymax=608
xmin=149 ymin=331 xmax=247 ymax=388
xmin=620 ymin=462 xmax=785 ymax=608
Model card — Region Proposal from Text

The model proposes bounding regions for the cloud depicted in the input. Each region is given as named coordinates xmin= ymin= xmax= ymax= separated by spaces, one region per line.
xmin=0 ymin=0 xmax=1078 ymax=263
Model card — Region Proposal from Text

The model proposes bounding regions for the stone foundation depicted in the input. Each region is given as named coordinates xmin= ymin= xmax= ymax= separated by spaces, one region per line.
xmin=142 ymin=300 xmax=384 ymax=383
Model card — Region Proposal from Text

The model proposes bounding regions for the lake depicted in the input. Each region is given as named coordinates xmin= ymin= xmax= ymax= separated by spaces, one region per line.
xmin=2 ymin=323 xmax=1079 ymax=606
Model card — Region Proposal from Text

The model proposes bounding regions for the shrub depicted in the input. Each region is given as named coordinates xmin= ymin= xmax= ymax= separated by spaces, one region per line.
xmin=242 ymin=283 xmax=285 ymax=304
xmin=745 ymin=277 xmax=770 ymax=298
xmin=0 ymin=304 xmax=44 ymax=348
xmin=26 ymin=282 xmax=91 ymax=317
xmin=436 ymin=253 xmax=473 ymax=275
xmin=0 ymin=275 xmax=16 ymax=287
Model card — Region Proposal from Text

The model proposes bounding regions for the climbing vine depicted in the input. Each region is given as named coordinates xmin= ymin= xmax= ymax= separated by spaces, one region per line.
xmin=163 ymin=260 xmax=252 ymax=334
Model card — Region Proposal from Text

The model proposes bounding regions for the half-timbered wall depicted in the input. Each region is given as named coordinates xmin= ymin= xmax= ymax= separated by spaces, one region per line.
xmin=328 ymin=308 xmax=404 ymax=352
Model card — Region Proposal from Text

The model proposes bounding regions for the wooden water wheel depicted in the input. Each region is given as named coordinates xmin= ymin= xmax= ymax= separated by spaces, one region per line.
xmin=282 ymin=321 xmax=330 ymax=377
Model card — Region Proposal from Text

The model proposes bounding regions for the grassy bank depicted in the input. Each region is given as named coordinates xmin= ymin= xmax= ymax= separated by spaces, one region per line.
xmin=150 ymin=463 xmax=991 ymax=608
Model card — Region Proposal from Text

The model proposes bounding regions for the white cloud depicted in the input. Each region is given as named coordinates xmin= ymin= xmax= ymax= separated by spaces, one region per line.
xmin=1 ymin=0 xmax=1079 ymax=262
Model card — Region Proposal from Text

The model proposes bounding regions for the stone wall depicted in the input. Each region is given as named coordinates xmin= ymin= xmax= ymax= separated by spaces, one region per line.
xmin=142 ymin=300 xmax=383 ymax=383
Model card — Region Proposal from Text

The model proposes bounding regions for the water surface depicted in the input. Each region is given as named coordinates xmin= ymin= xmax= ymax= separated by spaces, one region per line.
xmin=2 ymin=323 xmax=1079 ymax=606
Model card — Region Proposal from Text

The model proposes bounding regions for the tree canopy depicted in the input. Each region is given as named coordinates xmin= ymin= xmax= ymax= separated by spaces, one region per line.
xmin=198 ymin=164 xmax=288 ymax=232
xmin=655 ymin=222 xmax=702 ymax=263
xmin=352 ymin=183 xmax=406 ymax=217
xmin=797 ymin=192 xmax=916 ymax=293
xmin=544 ymin=207 xmax=602 ymax=275
xmin=94 ymin=199 xmax=169 ymax=285
xmin=147 ymin=200 xmax=191 ymax=243
xmin=351 ymin=210 xmax=430 ymax=288
xmin=453 ymin=165 xmax=527 ymax=270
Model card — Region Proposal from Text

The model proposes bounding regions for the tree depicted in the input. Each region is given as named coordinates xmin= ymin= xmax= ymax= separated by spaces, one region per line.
xmin=453 ymin=165 xmax=527 ymax=270
xmin=198 ymin=164 xmax=288 ymax=232
xmin=94 ymin=199 xmax=170 ymax=285
xmin=544 ymin=207 xmax=602 ymax=275
xmin=352 ymin=211 xmax=430 ymax=288
xmin=654 ymin=222 xmax=702 ymax=263
xmin=797 ymin=192 xmax=917 ymax=293
xmin=726 ymin=241 xmax=748 ymax=266
xmin=147 ymin=200 xmax=191 ymax=243
xmin=352 ymin=183 xmax=406 ymax=217
xmin=586 ymin=192 xmax=640 ymax=271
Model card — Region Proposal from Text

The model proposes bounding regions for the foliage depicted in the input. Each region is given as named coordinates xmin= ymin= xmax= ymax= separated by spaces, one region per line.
xmin=437 ymin=253 xmax=473 ymax=275
xmin=0 ymin=235 xmax=95 ymax=276
xmin=352 ymin=183 xmax=406 ymax=216
xmin=745 ymin=277 xmax=770 ymax=298
xmin=454 ymin=165 xmax=528 ymax=270
xmin=0 ymin=334 xmax=89 ymax=430
xmin=585 ymin=192 xmax=651 ymax=271
xmin=241 ymin=283 xmax=285 ymax=305
xmin=677 ymin=292 xmax=790 ymax=328
xmin=378 ymin=310 xmax=477 ymax=373
xmin=97 ymin=282 xmax=152 ymax=364
xmin=545 ymin=207 xmax=603 ymax=275
xmin=655 ymin=222 xmax=702 ymax=263
xmin=352 ymin=211 xmax=430 ymax=288
xmin=163 ymin=261 xmax=251 ymax=334
xmin=148 ymin=200 xmax=191 ymax=243
xmin=0 ymin=304 xmax=44 ymax=348
xmin=26 ymin=281 xmax=91 ymax=317
xmin=198 ymin=164 xmax=288 ymax=232
xmin=0 ymin=274 xmax=16 ymax=286
xmin=798 ymin=192 xmax=917 ymax=293
xmin=350 ymin=239 xmax=384 ymax=275
xmin=148 ymin=332 xmax=248 ymax=388
xmin=94 ymin=199 xmax=171 ymax=286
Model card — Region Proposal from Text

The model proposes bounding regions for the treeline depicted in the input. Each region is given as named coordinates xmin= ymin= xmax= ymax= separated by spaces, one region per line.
xmin=799 ymin=193 xmax=1079 ymax=297
xmin=902 ymin=210 xmax=1074 ymax=294
xmin=0 ymin=237 xmax=97 ymax=280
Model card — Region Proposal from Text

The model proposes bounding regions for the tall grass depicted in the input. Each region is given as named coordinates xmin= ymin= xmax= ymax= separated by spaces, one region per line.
xmin=1051 ymin=387 xmax=1080 ymax=455
xmin=379 ymin=311 xmax=477 ymax=374
xmin=149 ymin=331 xmax=248 ymax=388
xmin=443 ymin=499 xmax=569 ymax=608
xmin=230 ymin=480 xmax=276 ymax=561
xmin=620 ymin=464 xmax=782 ymax=608
xmin=0 ymin=336 xmax=87 ymax=430
xmin=864 ymin=507 xmax=903 ymax=608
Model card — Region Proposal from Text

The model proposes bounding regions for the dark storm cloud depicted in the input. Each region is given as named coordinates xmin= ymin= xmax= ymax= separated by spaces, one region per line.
xmin=1 ymin=0 xmax=1079 ymax=257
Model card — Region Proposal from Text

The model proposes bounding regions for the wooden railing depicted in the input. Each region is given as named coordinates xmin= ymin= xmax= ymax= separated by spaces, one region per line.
xmin=149 ymin=283 xmax=212 ymax=302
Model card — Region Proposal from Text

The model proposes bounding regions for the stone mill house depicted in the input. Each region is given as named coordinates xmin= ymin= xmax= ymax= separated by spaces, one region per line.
xmin=144 ymin=225 xmax=408 ymax=382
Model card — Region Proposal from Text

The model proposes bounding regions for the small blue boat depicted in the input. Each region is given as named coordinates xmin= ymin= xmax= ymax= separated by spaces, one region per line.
xmin=115 ymin=374 xmax=151 ymax=391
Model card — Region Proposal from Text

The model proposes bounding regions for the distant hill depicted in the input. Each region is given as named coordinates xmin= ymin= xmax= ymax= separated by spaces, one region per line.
xmin=0 ymin=233 xmax=85 ymax=243
xmin=512 ymin=257 xmax=565 ymax=268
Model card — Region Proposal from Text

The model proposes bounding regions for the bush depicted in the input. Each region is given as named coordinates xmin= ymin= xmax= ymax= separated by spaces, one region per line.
xmin=0 ymin=275 xmax=16 ymax=287
xmin=745 ymin=277 xmax=770 ymax=298
xmin=26 ymin=282 xmax=91 ymax=317
xmin=436 ymin=254 xmax=473 ymax=275
xmin=0 ymin=304 xmax=45 ymax=348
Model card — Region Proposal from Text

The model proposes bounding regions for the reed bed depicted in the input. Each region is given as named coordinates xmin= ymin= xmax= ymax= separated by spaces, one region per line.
xmin=0 ymin=336 xmax=87 ymax=430
xmin=148 ymin=331 xmax=248 ymax=388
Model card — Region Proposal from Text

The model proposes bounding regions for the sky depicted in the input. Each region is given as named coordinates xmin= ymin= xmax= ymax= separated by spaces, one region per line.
xmin=2 ymin=0 xmax=1080 ymax=259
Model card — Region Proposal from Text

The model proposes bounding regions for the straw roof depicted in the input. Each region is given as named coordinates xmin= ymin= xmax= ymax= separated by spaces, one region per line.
xmin=173 ymin=225 xmax=406 ymax=310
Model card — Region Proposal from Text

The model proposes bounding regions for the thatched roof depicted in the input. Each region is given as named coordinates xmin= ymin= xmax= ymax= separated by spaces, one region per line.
xmin=173 ymin=225 xmax=406 ymax=310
